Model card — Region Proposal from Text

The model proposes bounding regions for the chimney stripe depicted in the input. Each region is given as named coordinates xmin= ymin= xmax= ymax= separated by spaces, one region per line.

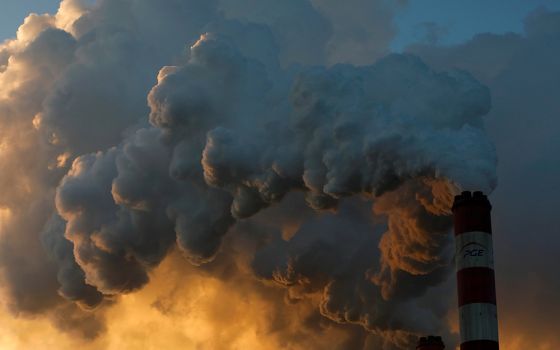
xmin=460 ymin=340 xmax=499 ymax=350
xmin=459 ymin=303 xmax=499 ymax=342
xmin=455 ymin=231 xmax=494 ymax=270
xmin=457 ymin=267 xmax=496 ymax=306
xmin=452 ymin=195 xmax=492 ymax=235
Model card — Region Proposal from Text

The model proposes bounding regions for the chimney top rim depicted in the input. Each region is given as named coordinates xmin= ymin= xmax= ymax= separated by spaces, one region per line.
xmin=452 ymin=190 xmax=491 ymax=211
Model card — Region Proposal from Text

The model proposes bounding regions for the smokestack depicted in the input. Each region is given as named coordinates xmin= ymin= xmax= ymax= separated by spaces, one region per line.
xmin=452 ymin=191 xmax=499 ymax=350
xmin=416 ymin=336 xmax=445 ymax=350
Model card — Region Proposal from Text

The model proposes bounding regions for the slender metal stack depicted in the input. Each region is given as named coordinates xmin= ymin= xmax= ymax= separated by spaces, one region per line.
xmin=416 ymin=336 xmax=445 ymax=350
xmin=452 ymin=191 xmax=499 ymax=350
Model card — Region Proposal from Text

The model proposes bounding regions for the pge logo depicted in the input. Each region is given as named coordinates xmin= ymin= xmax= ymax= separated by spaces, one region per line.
xmin=460 ymin=242 xmax=486 ymax=258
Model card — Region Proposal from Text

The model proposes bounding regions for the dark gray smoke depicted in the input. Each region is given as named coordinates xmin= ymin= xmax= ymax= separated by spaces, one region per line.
xmin=0 ymin=0 xmax=500 ymax=348
xmin=54 ymin=33 xmax=495 ymax=347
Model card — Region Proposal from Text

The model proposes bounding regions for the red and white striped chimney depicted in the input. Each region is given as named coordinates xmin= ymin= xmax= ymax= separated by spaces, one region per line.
xmin=452 ymin=191 xmax=499 ymax=350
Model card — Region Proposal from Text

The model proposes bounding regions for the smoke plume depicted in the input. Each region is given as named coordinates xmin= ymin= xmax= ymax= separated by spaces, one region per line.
xmin=0 ymin=0 xmax=500 ymax=348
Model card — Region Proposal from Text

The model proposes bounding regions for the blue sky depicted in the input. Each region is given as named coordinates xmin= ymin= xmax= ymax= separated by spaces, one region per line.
xmin=392 ymin=0 xmax=560 ymax=49
xmin=0 ymin=1 xmax=59 ymax=40
xmin=1 ymin=0 xmax=560 ymax=47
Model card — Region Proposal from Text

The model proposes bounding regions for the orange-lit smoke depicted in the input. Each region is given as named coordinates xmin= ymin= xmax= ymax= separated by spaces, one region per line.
xmin=0 ymin=250 xmax=365 ymax=350
xmin=1 ymin=1 xmax=555 ymax=349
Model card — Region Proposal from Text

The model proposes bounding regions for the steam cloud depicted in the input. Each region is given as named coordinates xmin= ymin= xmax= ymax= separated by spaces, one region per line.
xmin=0 ymin=0 xmax=500 ymax=348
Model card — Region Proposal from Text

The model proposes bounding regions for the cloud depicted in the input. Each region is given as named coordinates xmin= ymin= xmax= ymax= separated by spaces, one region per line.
xmin=310 ymin=0 xmax=407 ymax=65
xmin=218 ymin=0 xmax=331 ymax=66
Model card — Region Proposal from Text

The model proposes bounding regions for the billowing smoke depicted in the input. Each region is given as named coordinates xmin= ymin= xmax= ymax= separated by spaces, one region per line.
xmin=0 ymin=0 xmax=498 ymax=348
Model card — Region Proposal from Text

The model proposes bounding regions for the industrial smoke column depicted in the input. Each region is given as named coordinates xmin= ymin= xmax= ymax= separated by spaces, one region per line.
xmin=452 ymin=191 xmax=499 ymax=350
